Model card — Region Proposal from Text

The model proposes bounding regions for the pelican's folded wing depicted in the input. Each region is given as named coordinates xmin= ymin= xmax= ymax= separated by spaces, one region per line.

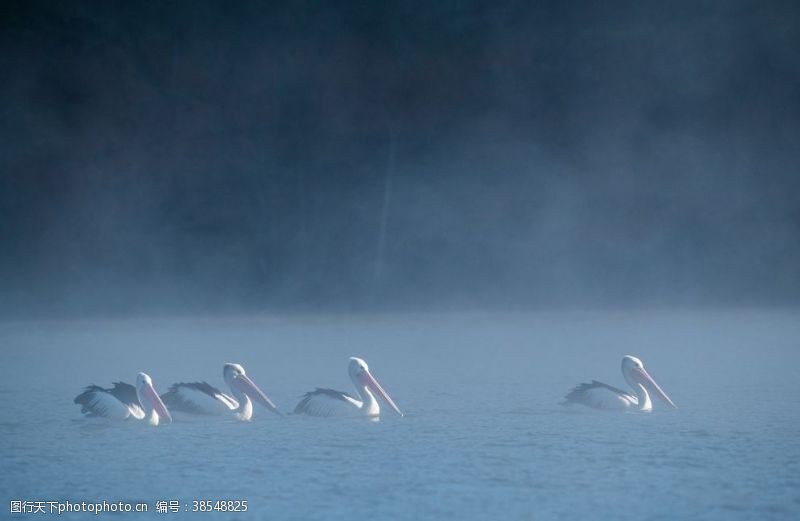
xmin=74 ymin=383 xmax=143 ymax=419
xmin=293 ymin=388 xmax=361 ymax=416
xmin=161 ymin=382 xmax=238 ymax=414
xmin=563 ymin=380 xmax=636 ymax=409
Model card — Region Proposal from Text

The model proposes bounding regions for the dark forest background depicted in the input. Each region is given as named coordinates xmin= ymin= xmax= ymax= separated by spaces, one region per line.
xmin=1 ymin=1 xmax=799 ymax=317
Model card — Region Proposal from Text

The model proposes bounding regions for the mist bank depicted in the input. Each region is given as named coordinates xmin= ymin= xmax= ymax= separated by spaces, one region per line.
xmin=2 ymin=1 xmax=799 ymax=318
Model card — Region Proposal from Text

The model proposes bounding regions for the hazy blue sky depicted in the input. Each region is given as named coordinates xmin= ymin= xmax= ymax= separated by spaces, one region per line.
xmin=1 ymin=1 xmax=798 ymax=316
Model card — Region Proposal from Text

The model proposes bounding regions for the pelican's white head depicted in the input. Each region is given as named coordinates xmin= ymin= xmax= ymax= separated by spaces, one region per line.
xmin=223 ymin=363 xmax=281 ymax=416
xmin=348 ymin=357 xmax=369 ymax=379
xmin=135 ymin=372 xmax=172 ymax=425
xmin=223 ymin=363 xmax=247 ymax=382
xmin=348 ymin=357 xmax=403 ymax=416
xmin=136 ymin=372 xmax=152 ymax=387
xmin=621 ymin=355 xmax=677 ymax=409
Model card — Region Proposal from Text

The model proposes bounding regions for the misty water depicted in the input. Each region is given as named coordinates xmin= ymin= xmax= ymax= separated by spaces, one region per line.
xmin=1 ymin=309 xmax=799 ymax=520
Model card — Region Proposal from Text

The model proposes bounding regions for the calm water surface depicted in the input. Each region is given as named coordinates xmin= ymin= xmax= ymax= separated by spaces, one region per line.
xmin=1 ymin=310 xmax=799 ymax=520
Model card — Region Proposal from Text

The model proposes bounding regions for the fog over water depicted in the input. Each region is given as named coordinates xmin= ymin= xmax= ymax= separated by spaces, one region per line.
xmin=1 ymin=310 xmax=800 ymax=519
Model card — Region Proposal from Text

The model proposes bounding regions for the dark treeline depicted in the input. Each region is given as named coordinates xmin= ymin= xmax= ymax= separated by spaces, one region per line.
xmin=1 ymin=1 xmax=799 ymax=316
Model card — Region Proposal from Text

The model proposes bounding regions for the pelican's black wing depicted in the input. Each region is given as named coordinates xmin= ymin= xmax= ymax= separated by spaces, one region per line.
xmin=293 ymin=388 xmax=358 ymax=416
xmin=161 ymin=382 xmax=237 ymax=414
xmin=73 ymin=382 xmax=143 ymax=419
xmin=563 ymin=380 xmax=635 ymax=408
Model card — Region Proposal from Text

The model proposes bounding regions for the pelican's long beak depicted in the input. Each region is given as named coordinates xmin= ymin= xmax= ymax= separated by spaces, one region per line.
xmin=232 ymin=374 xmax=281 ymax=415
xmin=633 ymin=367 xmax=677 ymax=408
xmin=142 ymin=382 xmax=173 ymax=424
xmin=362 ymin=371 xmax=403 ymax=416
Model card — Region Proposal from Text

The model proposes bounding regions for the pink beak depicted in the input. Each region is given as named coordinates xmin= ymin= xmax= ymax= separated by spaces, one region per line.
xmin=633 ymin=367 xmax=677 ymax=408
xmin=361 ymin=371 xmax=403 ymax=416
xmin=141 ymin=383 xmax=173 ymax=423
xmin=232 ymin=374 xmax=281 ymax=415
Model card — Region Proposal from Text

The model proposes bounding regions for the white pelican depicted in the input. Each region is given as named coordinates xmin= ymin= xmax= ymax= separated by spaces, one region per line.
xmin=74 ymin=372 xmax=173 ymax=426
xmin=563 ymin=355 xmax=677 ymax=411
xmin=294 ymin=357 xmax=403 ymax=418
xmin=161 ymin=363 xmax=280 ymax=421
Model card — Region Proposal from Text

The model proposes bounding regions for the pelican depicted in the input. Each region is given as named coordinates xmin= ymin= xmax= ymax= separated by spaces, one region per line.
xmin=563 ymin=355 xmax=677 ymax=411
xmin=74 ymin=372 xmax=173 ymax=426
xmin=294 ymin=357 xmax=403 ymax=418
xmin=160 ymin=363 xmax=280 ymax=421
